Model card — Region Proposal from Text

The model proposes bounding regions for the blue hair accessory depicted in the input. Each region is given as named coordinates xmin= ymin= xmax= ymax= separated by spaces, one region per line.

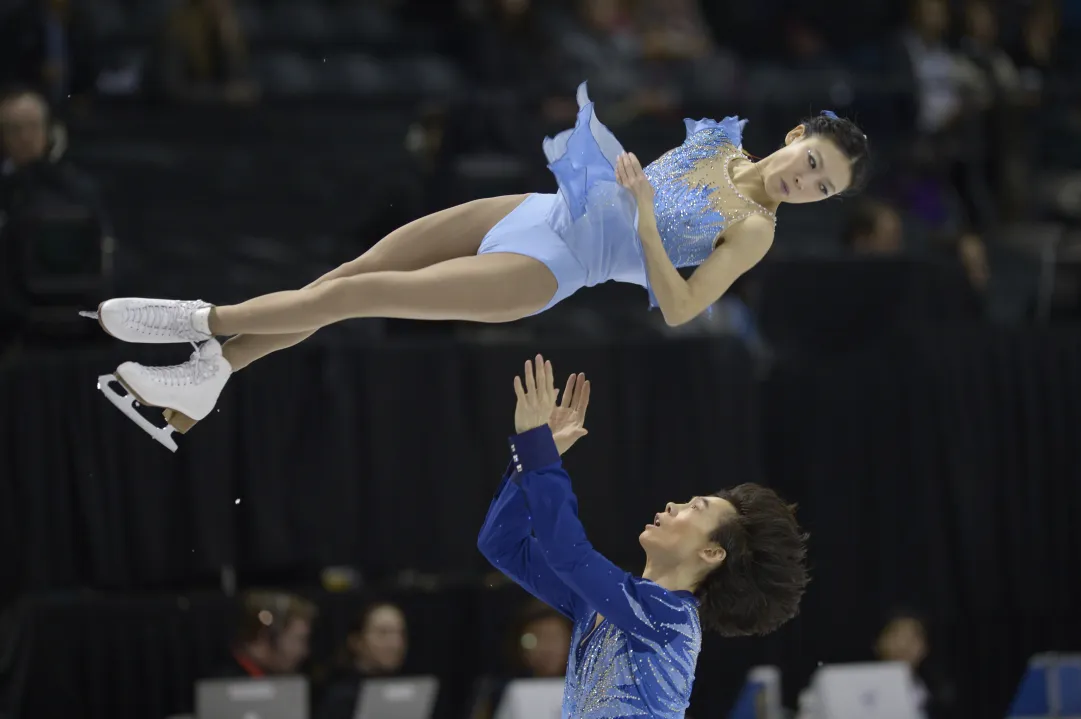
xmin=820 ymin=109 xmax=867 ymax=139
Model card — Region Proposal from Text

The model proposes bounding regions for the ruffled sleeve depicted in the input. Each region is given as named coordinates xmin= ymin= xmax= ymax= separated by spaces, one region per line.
xmin=683 ymin=116 xmax=748 ymax=148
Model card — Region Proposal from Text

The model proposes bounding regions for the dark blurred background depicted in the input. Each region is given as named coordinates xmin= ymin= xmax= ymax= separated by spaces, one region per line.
xmin=0 ymin=0 xmax=1079 ymax=717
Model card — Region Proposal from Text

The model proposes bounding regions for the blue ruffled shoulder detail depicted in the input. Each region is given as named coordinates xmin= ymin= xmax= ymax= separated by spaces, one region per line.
xmin=683 ymin=116 xmax=748 ymax=148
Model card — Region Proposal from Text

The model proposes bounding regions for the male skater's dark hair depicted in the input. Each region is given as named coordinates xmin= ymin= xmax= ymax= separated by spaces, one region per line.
xmin=694 ymin=483 xmax=810 ymax=636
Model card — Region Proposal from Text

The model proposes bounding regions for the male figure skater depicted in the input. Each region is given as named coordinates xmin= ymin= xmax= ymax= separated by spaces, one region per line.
xmin=478 ymin=356 xmax=809 ymax=718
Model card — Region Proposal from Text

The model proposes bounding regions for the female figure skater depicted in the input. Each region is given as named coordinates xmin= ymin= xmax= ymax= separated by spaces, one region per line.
xmin=481 ymin=357 xmax=808 ymax=717
xmin=90 ymin=83 xmax=869 ymax=439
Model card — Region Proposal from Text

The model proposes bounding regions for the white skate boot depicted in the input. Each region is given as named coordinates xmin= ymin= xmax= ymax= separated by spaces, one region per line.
xmin=85 ymin=298 xmax=214 ymax=344
xmin=97 ymin=339 xmax=232 ymax=451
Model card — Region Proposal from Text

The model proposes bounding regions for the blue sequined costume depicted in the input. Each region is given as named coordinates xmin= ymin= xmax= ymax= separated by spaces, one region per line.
xmin=476 ymin=82 xmax=775 ymax=312
xmin=478 ymin=426 xmax=702 ymax=719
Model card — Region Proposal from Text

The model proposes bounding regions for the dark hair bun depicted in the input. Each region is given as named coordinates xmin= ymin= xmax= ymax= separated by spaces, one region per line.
xmin=802 ymin=112 xmax=870 ymax=195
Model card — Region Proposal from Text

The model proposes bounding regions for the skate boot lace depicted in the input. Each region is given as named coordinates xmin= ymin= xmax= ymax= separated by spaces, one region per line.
xmin=125 ymin=301 xmax=207 ymax=339
xmin=143 ymin=343 xmax=220 ymax=387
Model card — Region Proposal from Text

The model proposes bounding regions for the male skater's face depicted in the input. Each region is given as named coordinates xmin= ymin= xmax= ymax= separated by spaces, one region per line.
xmin=640 ymin=495 xmax=737 ymax=565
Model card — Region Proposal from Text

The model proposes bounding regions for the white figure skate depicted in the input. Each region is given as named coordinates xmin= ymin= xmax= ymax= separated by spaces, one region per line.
xmin=97 ymin=339 xmax=232 ymax=451
xmin=85 ymin=298 xmax=214 ymax=344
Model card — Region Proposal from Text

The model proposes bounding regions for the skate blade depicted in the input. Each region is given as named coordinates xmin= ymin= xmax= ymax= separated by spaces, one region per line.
xmin=96 ymin=374 xmax=179 ymax=452
xmin=79 ymin=310 xmax=99 ymax=320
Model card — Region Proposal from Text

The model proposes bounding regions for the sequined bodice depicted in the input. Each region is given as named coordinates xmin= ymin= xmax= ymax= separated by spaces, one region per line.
xmin=644 ymin=118 xmax=776 ymax=269
xmin=564 ymin=601 xmax=702 ymax=719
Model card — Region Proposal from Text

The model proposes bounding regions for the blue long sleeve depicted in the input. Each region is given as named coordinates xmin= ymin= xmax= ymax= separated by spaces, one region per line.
xmin=477 ymin=460 xmax=585 ymax=621
xmin=508 ymin=426 xmax=700 ymax=649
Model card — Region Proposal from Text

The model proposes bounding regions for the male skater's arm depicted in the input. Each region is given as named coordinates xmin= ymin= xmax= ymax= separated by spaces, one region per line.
xmin=510 ymin=425 xmax=697 ymax=646
xmin=477 ymin=460 xmax=585 ymax=621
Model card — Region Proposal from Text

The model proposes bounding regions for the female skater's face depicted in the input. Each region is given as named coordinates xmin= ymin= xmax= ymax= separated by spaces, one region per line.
xmin=761 ymin=128 xmax=853 ymax=205
xmin=640 ymin=495 xmax=736 ymax=567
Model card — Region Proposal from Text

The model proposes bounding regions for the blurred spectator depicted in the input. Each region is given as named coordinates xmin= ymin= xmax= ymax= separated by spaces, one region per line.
xmin=951 ymin=232 xmax=991 ymax=296
xmin=959 ymin=0 xmax=1026 ymax=218
xmin=313 ymin=601 xmax=408 ymax=719
xmin=467 ymin=599 xmax=571 ymax=719
xmin=550 ymin=0 xmax=676 ymax=120
xmin=842 ymin=199 xmax=905 ymax=255
xmin=960 ymin=0 xmax=1020 ymax=98
xmin=0 ymin=0 xmax=99 ymax=109
xmin=1011 ymin=2 xmax=1081 ymax=174
xmin=0 ymin=90 xmax=52 ymax=172
xmin=153 ymin=0 xmax=258 ymax=104
xmin=214 ymin=590 xmax=315 ymax=678
xmin=1013 ymin=0 xmax=1063 ymax=95
xmin=636 ymin=0 xmax=715 ymax=62
xmin=874 ymin=610 xmax=957 ymax=719
xmin=783 ymin=17 xmax=834 ymax=69
xmin=893 ymin=0 xmax=996 ymax=234
xmin=463 ymin=0 xmax=558 ymax=97
xmin=899 ymin=0 xmax=974 ymax=135
xmin=843 ymin=198 xmax=988 ymax=309
xmin=662 ymin=275 xmax=771 ymax=372
xmin=511 ymin=600 xmax=571 ymax=679
xmin=459 ymin=0 xmax=575 ymax=152
xmin=634 ymin=0 xmax=738 ymax=102
xmin=0 ymin=88 xmax=113 ymax=347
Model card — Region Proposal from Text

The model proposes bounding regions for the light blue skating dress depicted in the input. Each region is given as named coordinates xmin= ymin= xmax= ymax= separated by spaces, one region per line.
xmin=476 ymin=82 xmax=776 ymax=312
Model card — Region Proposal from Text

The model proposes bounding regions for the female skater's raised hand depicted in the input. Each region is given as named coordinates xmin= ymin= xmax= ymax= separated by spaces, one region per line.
xmin=548 ymin=372 xmax=591 ymax=455
xmin=615 ymin=152 xmax=654 ymax=207
xmin=513 ymin=354 xmax=559 ymax=434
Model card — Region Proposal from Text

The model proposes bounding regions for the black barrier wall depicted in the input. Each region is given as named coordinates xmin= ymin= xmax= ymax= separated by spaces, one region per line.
xmin=2 ymin=329 xmax=1081 ymax=718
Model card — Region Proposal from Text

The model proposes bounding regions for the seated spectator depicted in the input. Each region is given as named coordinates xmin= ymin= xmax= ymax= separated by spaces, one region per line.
xmin=467 ymin=599 xmax=572 ymax=719
xmin=0 ymin=89 xmax=53 ymax=179
xmin=874 ymin=610 xmax=957 ymax=719
xmin=213 ymin=590 xmax=316 ymax=678
xmin=313 ymin=601 xmax=408 ymax=719
xmin=458 ymin=0 xmax=574 ymax=153
xmin=153 ymin=0 xmax=258 ymax=104
xmin=893 ymin=0 xmax=997 ymax=232
xmin=510 ymin=600 xmax=571 ymax=679
xmin=635 ymin=0 xmax=716 ymax=63
xmin=464 ymin=0 xmax=558 ymax=94
xmin=0 ymin=0 xmax=99 ymax=109
xmin=844 ymin=199 xmax=987 ymax=314
xmin=550 ymin=0 xmax=676 ymax=120
xmin=842 ymin=200 xmax=905 ymax=255
xmin=940 ymin=232 xmax=990 ymax=303
xmin=633 ymin=0 xmax=738 ymax=103
xmin=0 ymin=88 xmax=113 ymax=348
xmin=1011 ymin=0 xmax=1063 ymax=97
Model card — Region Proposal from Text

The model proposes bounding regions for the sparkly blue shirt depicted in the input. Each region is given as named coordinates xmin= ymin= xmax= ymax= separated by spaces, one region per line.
xmin=478 ymin=426 xmax=702 ymax=719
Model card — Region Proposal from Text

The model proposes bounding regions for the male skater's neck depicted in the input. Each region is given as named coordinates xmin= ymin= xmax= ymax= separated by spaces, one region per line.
xmin=641 ymin=560 xmax=698 ymax=595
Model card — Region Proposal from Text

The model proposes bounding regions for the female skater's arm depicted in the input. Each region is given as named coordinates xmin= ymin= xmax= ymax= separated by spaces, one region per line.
xmin=508 ymin=425 xmax=697 ymax=645
xmin=477 ymin=462 xmax=585 ymax=621
xmin=618 ymin=153 xmax=772 ymax=326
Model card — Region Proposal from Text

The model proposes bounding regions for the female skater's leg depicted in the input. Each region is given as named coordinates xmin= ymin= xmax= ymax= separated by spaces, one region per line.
xmin=98 ymin=196 xmax=556 ymax=432
xmin=219 ymin=195 xmax=526 ymax=370
xmin=209 ymin=252 xmax=557 ymax=335
xmin=122 ymin=251 xmax=555 ymax=430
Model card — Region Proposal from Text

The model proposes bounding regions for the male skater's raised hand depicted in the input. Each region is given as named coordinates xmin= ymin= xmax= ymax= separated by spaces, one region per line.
xmin=548 ymin=371 xmax=590 ymax=456
xmin=513 ymin=354 xmax=591 ymax=455
xmin=512 ymin=354 xmax=559 ymax=433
